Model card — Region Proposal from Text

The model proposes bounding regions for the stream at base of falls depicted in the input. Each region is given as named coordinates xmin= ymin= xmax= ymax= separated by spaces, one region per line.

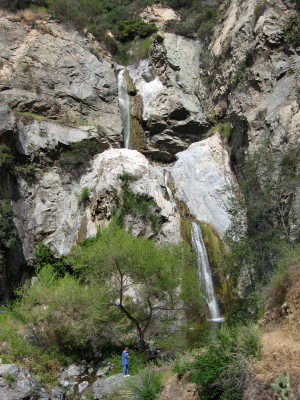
xmin=186 ymin=320 xmax=225 ymax=348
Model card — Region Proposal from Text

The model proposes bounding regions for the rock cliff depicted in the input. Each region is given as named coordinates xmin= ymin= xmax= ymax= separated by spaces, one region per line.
xmin=0 ymin=0 xmax=299 ymax=302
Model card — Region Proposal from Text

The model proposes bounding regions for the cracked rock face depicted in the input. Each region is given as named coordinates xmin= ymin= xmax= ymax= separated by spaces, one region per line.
xmin=0 ymin=13 xmax=122 ymax=147
xmin=128 ymin=34 xmax=209 ymax=161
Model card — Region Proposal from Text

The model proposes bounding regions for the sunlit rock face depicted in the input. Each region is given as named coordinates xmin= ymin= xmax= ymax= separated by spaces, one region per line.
xmin=169 ymin=134 xmax=235 ymax=237
xmin=14 ymin=134 xmax=235 ymax=261
xmin=0 ymin=14 xmax=122 ymax=150
xmin=14 ymin=149 xmax=182 ymax=259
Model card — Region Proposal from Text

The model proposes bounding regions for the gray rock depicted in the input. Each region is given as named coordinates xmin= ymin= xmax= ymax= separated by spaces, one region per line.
xmin=96 ymin=366 xmax=111 ymax=377
xmin=78 ymin=380 xmax=89 ymax=393
xmin=0 ymin=103 xmax=15 ymax=136
xmin=92 ymin=373 xmax=124 ymax=399
xmin=128 ymin=36 xmax=209 ymax=161
xmin=0 ymin=15 xmax=122 ymax=145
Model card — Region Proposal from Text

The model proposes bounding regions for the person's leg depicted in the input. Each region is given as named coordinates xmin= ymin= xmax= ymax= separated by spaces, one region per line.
xmin=125 ymin=364 xmax=128 ymax=375
xmin=122 ymin=365 xmax=127 ymax=376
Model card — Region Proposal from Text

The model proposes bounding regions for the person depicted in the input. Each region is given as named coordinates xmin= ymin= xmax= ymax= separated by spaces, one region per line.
xmin=121 ymin=347 xmax=130 ymax=377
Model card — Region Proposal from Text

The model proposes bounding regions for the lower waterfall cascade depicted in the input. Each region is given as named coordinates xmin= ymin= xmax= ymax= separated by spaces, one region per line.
xmin=190 ymin=221 xmax=223 ymax=321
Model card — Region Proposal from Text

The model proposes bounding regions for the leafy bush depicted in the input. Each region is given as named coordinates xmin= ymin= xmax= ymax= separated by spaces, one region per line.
xmin=121 ymin=369 xmax=162 ymax=400
xmin=0 ymin=145 xmax=15 ymax=172
xmin=34 ymin=242 xmax=67 ymax=276
xmin=113 ymin=172 xmax=162 ymax=233
xmin=191 ymin=325 xmax=260 ymax=400
xmin=58 ymin=138 xmax=100 ymax=179
xmin=12 ymin=264 xmax=113 ymax=357
xmin=197 ymin=7 xmax=219 ymax=42
xmin=0 ymin=313 xmax=69 ymax=383
xmin=282 ymin=13 xmax=300 ymax=48
xmin=77 ymin=186 xmax=90 ymax=208
xmin=216 ymin=123 xmax=231 ymax=140
xmin=0 ymin=200 xmax=19 ymax=252
xmin=254 ymin=1 xmax=267 ymax=22
xmin=116 ymin=19 xmax=157 ymax=42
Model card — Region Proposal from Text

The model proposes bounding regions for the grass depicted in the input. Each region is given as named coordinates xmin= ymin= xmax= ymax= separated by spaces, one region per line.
xmin=121 ymin=369 xmax=162 ymax=400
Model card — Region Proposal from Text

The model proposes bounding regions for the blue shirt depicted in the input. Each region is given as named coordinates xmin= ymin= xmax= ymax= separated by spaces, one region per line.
xmin=122 ymin=351 xmax=129 ymax=365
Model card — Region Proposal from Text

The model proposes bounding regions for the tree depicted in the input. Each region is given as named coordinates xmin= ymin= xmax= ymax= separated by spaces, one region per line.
xmin=66 ymin=221 xmax=187 ymax=352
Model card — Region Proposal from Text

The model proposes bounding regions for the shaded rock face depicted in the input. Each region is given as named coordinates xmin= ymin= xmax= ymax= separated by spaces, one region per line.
xmin=128 ymin=33 xmax=209 ymax=161
xmin=208 ymin=0 xmax=300 ymax=240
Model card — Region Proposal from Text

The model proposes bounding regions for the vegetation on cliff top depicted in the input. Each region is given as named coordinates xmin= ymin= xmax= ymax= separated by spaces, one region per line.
xmin=0 ymin=0 xmax=221 ymax=61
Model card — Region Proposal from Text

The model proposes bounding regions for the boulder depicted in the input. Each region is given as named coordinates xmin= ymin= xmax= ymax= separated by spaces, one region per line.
xmin=92 ymin=373 xmax=124 ymax=399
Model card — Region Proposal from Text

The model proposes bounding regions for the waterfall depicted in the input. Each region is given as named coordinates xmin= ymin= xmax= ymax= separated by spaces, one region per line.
xmin=190 ymin=221 xmax=222 ymax=321
xmin=117 ymin=69 xmax=131 ymax=149
xmin=164 ymin=169 xmax=177 ymax=211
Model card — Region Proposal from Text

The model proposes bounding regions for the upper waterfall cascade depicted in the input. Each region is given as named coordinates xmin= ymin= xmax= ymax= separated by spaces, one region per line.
xmin=117 ymin=69 xmax=131 ymax=149
xmin=164 ymin=169 xmax=177 ymax=212
xmin=190 ymin=221 xmax=222 ymax=321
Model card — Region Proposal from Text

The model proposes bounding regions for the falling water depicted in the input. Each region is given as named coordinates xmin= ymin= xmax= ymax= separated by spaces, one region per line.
xmin=190 ymin=221 xmax=222 ymax=321
xmin=117 ymin=69 xmax=131 ymax=149
xmin=164 ymin=169 xmax=177 ymax=211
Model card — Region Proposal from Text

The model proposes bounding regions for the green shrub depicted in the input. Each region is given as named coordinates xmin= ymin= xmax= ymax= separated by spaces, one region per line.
xmin=232 ymin=60 xmax=248 ymax=88
xmin=282 ymin=13 xmax=300 ymax=48
xmin=58 ymin=138 xmax=100 ymax=179
xmin=254 ymin=1 xmax=267 ymax=22
xmin=216 ymin=123 xmax=231 ymax=140
xmin=113 ymin=172 xmax=160 ymax=232
xmin=12 ymin=264 xmax=113 ymax=357
xmin=77 ymin=186 xmax=90 ymax=208
xmin=0 ymin=145 xmax=15 ymax=172
xmin=191 ymin=325 xmax=260 ymax=400
xmin=34 ymin=242 xmax=67 ymax=276
xmin=121 ymin=369 xmax=162 ymax=400
xmin=0 ymin=200 xmax=19 ymax=252
xmin=116 ymin=19 xmax=157 ymax=43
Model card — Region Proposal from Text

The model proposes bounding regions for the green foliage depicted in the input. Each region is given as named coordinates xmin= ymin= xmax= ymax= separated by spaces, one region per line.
xmin=271 ymin=370 xmax=292 ymax=400
xmin=12 ymin=264 xmax=113 ymax=357
xmin=121 ymin=369 xmax=162 ymax=400
xmin=232 ymin=60 xmax=248 ymax=88
xmin=5 ymin=372 xmax=16 ymax=387
xmin=190 ymin=324 xmax=260 ymax=400
xmin=113 ymin=172 xmax=163 ymax=234
xmin=215 ymin=123 xmax=231 ymax=140
xmin=0 ymin=200 xmax=19 ymax=253
xmin=77 ymin=186 xmax=90 ymax=208
xmin=0 ymin=145 xmax=15 ymax=172
xmin=254 ymin=1 xmax=267 ymax=22
xmin=66 ymin=221 xmax=190 ymax=351
xmin=34 ymin=242 xmax=67 ymax=276
xmin=224 ymin=142 xmax=299 ymax=302
xmin=116 ymin=19 xmax=157 ymax=42
xmin=197 ymin=7 xmax=219 ymax=42
xmin=164 ymin=4 xmax=219 ymax=41
xmin=58 ymin=138 xmax=100 ymax=179
xmin=282 ymin=13 xmax=300 ymax=48
xmin=266 ymin=244 xmax=300 ymax=315
xmin=0 ymin=313 xmax=66 ymax=383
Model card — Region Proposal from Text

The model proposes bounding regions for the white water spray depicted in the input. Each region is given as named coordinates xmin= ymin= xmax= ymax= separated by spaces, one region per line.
xmin=117 ymin=69 xmax=131 ymax=149
xmin=190 ymin=221 xmax=223 ymax=321
xmin=164 ymin=169 xmax=177 ymax=212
